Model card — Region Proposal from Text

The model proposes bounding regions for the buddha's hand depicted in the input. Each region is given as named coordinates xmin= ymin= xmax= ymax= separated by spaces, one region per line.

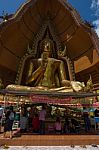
xmin=71 ymin=81 xmax=85 ymax=92
xmin=41 ymin=62 xmax=47 ymax=68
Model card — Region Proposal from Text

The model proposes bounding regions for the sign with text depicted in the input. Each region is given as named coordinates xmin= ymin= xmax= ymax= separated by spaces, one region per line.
xmin=30 ymin=95 xmax=72 ymax=104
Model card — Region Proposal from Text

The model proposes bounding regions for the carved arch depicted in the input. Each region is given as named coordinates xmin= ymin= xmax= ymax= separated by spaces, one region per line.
xmin=15 ymin=18 xmax=62 ymax=84
xmin=15 ymin=18 xmax=75 ymax=84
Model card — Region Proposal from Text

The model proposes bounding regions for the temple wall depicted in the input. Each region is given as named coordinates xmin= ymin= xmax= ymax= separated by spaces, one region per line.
xmin=75 ymin=49 xmax=99 ymax=84
xmin=0 ymin=48 xmax=18 ymax=71
xmin=0 ymin=64 xmax=16 ymax=87
xmin=74 ymin=49 xmax=99 ymax=73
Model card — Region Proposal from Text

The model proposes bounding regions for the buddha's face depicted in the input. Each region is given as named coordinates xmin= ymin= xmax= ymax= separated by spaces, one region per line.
xmin=44 ymin=41 xmax=51 ymax=53
xmin=42 ymin=51 xmax=51 ymax=60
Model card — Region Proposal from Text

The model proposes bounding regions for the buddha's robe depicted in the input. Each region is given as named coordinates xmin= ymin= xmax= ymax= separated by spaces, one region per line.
xmin=26 ymin=58 xmax=66 ymax=88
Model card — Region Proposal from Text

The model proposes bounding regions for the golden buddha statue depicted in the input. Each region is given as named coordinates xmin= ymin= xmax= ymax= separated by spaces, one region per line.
xmin=6 ymin=40 xmax=86 ymax=92
xmin=25 ymin=40 xmax=72 ymax=90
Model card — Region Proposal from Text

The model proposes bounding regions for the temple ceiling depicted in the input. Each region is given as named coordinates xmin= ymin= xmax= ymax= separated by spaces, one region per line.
xmin=0 ymin=0 xmax=99 ymax=72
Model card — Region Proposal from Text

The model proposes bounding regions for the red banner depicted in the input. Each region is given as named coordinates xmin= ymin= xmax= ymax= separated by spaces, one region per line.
xmin=30 ymin=95 xmax=99 ymax=107
xmin=30 ymin=95 xmax=72 ymax=104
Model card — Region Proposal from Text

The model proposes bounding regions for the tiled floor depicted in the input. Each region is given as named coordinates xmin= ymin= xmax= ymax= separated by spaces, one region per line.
xmin=0 ymin=146 xmax=99 ymax=150
xmin=0 ymin=134 xmax=99 ymax=146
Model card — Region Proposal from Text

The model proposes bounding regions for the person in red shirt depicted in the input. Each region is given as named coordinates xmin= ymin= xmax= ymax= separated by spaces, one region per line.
xmin=32 ymin=114 xmax=40 ymax=133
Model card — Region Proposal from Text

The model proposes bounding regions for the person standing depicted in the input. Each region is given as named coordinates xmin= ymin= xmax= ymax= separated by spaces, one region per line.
xmin=39 ymin=105 xmax=46 ymax=134
xmin=83 ymin=107 xmax=90 ymax=132
xmin=20 ymin=113 xmax=28 ymax=133
xmin=0 ymin=105 xmax=3 ymax=133
xmin=3 ymin=110 xmax=12 ymax=138
xmin=54 ymin=117 xmax=62 ymax=134
xmin=94 ymin=107 xmax=99 ymax=117
xmin=3 ymin=106 xmax=15 ymax=139
xmin=94 ymin=107 xmax=99 ymax=129
xmin=32 ymin=114 xmax=40 ymax=133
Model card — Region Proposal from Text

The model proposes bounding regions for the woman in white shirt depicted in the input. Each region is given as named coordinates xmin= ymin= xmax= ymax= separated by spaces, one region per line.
xmin=20 ymin=113 xmax=28 ymax=133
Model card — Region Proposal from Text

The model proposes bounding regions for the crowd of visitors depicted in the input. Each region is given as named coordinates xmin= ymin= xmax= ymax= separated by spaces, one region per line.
xmin=0 ymin=104 xmax=99 ymax=138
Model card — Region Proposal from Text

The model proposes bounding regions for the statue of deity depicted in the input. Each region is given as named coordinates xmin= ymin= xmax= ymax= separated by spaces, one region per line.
xmin=26 ymin=40 xmax=71 ymax=90
xmin=6 ymin=40 xmax=85 ymax=92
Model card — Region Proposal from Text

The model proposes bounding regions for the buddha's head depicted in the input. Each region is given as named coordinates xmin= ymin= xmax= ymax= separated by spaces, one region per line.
xmin=40 ymin=37 xmax=54 ymax=60
xmin=44 ymin=41 xmax=50 ymax=50
xmin=41 ymin=41 xmax=51 ymax=61
xmin=43 ymin=40 xmax=52 ymax=57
